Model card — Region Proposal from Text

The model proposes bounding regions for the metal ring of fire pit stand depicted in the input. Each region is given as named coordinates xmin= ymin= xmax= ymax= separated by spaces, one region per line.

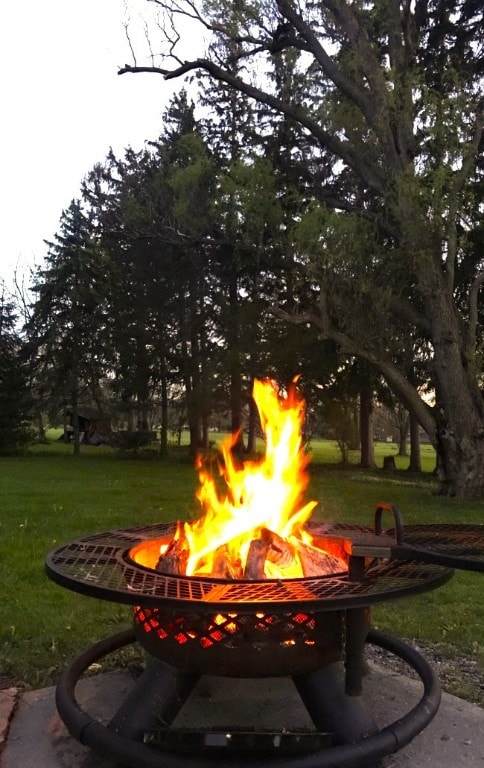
xmin=56 ymin=627 xmax=441 ymax=768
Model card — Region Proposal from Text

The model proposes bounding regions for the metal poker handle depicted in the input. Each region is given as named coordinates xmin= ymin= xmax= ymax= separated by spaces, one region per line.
xmin=374 ymin=502 xmax=404 ymax=545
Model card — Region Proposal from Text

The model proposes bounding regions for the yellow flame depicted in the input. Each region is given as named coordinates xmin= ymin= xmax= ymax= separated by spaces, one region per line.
xmin=183 ymin=378 xmax=317 ymax=577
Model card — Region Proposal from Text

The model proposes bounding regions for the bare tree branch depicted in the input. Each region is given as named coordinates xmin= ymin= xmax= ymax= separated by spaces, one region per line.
xmin=275 ymin=0 xmax=406 ymax=169
xmin=119 ymin=59 xmax=387 ymax=194
xmin=270 ymin=303 xmax=437 ymax=440
xmin=124 ymin=23 xmax=137 ymax=67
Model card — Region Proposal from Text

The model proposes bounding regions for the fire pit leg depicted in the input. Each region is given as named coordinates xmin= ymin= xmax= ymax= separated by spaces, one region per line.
xmin=344 ymin=607 xmax=371 ymax=696
xmin=80 ymin=657 xmax=199 ymax=768
xmin=106 ymin=657 xmax=199 ymax=737
xmin=56 ymin=628 xmax=198 ymax=768
xmin=293 ymin=662 xmax=378 ymax=748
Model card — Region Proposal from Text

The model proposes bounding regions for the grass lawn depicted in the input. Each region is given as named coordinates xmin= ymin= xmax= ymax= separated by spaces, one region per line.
xmin=1 ymin=435 xmax=482 ymax=702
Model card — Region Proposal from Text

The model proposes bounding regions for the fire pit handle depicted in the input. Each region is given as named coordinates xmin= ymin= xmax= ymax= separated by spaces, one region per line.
xmin=374 ymin=502 xmax=404 ymax=545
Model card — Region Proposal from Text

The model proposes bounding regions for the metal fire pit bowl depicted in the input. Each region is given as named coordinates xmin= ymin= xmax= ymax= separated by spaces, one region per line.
xmin=132 ymin=603 xmax=346 ymax=676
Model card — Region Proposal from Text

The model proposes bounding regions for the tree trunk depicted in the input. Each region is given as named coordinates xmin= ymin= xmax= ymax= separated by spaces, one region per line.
xmin=395 ymin=403 xmax=409 ymax=456
xmin=408 ymin=413 xmax=421 ymax=473
xmin=71 ymin=388 xmax=81 ymax=458
xmin=397 ymin=429 xmax=407 ymax=457
xmin=246 ymin=387 xmax=258 ymax=454
xmin=422 ymin=257 xmax=484 ymax=497
xmin=435 ymin=430 xmax=484 ymax=499
xmin=337 ymin=439 xmax=349 ymax=465
xmin=188 ymin=420 xmax=202 ymax=456
xmin=35 ymin=413 xmax=47 ymax=443
xmin=159 ymin=359 xmax=169 ymax=457
xmin=201 ymin=413 xmax=209 ymax=450
xmin=137 ymin=411 xmax=149 ymax=430
xmin=127 ymin=406 xmax=135 ymax=431
xmin=359 ymin=382 xmax=375 ymax=469
xmin=180 ymin=269 xmax=205 ymax=458
xmin=228 ymin=264 xmax=245 ymax=453
xmin=62 ymin=404 xmax=69 ymax=444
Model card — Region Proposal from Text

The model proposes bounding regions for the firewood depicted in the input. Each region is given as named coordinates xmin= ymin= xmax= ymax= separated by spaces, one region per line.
xmin=244 ymin=538 xmax=270 ymax=580
xmin=260 ymin=527 xmax=296 ymax=569
xmin=211 ymin=545 xmax=231 ymax=578
xmin=293 ymin=538 xmax=347 ymax=577
xmin=227 ymin=557 xmax=244 ymax=580
xmin=156 ymin=536 xmax=188 ymax=575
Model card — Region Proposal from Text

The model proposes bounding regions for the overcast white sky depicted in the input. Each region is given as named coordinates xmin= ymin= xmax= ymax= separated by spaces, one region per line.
xmin=0 ymin=0 xmax=199 ymax=292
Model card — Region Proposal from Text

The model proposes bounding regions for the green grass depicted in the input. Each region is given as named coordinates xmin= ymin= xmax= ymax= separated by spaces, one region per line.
xmin=211 ymin=432 xmax=438 ymax=473
xmin=1 ymin=435 xmax=482 ymax=697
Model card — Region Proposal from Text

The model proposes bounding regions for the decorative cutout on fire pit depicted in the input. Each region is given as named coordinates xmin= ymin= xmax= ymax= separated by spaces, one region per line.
xmin=132 ymin=603 xmax=346 ymax=676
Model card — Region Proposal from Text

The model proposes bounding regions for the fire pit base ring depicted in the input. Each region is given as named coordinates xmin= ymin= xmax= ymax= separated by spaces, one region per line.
xmin=55 ymin=627 xmax=441 ymax=768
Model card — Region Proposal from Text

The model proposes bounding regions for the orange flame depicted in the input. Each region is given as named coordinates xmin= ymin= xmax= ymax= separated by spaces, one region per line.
xmin=182 ymin=378 xmax=317 ymax=578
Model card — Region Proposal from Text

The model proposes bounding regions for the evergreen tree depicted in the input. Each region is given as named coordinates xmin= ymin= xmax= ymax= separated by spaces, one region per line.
xmin=83 ymin=93 xmax=219 ymax=456
xmin=28 ymin=200 xmax=111 ymax=455
xmin=0 ymin=285 xmax=32 ymax=451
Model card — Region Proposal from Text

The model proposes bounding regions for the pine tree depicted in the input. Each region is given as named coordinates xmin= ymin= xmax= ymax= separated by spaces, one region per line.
xmin=0 ymin=285 xmax=32 ymax=451
xmin=28 ymin=200 xmax=111 ymax=456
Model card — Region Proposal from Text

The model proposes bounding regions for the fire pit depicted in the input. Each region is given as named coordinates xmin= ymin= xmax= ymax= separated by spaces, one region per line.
xmin=44 ymin=380 xmax=484 ymax=767
xmin=45 ymin=507 xmax=484 ymax=768
xmin=47 ymin=517 xmax=456 ymax=679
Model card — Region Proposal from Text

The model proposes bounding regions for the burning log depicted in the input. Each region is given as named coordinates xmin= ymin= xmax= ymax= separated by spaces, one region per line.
xmin=244 ymin=538 xmax=270 ymax=580
xmin=261 ymin=527 xmax=296 ymax=569
xmin=211 ymin=545 xmax=231 ymax=578
xmin=210 ymin=546 xmax=244 ymax=579
xmin=294 ymin=538 xmax=347 ymax=577
xmin=156 ymin=526 xmax=347 ymax=580
xmin=227 ymin=558 xmax=244 ymax=580
xmin=261 ymin=528 xmax=347 ymax=578
xmin=156 ymin=536 xmax=189 ymax=575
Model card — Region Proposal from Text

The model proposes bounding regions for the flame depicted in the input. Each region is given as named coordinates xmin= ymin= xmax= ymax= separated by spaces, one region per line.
xmin=182 ymin=378 xmax=317 ymax=578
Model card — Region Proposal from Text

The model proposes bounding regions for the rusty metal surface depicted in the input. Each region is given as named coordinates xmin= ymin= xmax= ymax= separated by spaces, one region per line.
xmin=45 ymin=522 xmax=453 ymax=612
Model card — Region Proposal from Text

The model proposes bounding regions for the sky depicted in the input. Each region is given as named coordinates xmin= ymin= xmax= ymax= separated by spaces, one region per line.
xmin=0 ymin=0 xmax=199 ymax=292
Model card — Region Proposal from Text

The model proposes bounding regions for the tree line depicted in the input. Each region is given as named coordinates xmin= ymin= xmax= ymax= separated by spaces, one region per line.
xmin=0 ymin=0 xmax=482 ymax=499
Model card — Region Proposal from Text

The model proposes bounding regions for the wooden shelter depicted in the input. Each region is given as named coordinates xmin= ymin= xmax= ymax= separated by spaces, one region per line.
xmin=64 ymin=406 xmax=110 ymax=445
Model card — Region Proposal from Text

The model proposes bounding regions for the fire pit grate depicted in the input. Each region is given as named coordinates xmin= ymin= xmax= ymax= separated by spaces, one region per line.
xmin=45 ymin=521 xmax=455 ymax=612
xmin=386 ymin=524 xmax=484 ymax=571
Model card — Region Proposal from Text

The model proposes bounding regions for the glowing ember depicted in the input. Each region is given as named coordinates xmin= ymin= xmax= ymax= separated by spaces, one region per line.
xmin=156 ymin=378 xmax=344 ymax=580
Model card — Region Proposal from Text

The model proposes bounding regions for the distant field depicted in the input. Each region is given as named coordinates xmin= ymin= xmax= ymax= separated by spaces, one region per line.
xmin=1 ymin=434 xmax=482 ymax=703
xmin=43 ymin=428 xmax=437 ymax=472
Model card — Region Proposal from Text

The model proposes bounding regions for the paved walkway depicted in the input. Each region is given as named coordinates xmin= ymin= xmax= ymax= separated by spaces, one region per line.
xmin=1 ymin=664 xmax=483 ymax=767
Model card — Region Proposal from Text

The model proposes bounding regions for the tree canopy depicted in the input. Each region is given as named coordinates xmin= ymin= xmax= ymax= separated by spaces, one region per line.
xmin=116 ymin=0 xmax=483 ymax=497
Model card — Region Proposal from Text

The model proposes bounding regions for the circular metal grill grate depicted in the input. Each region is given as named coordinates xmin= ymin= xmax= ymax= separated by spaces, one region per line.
xmin=389 ymin=524 xmax=484 ymax=571
xmin=45 ymin=522 xmax=454 ymax=613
